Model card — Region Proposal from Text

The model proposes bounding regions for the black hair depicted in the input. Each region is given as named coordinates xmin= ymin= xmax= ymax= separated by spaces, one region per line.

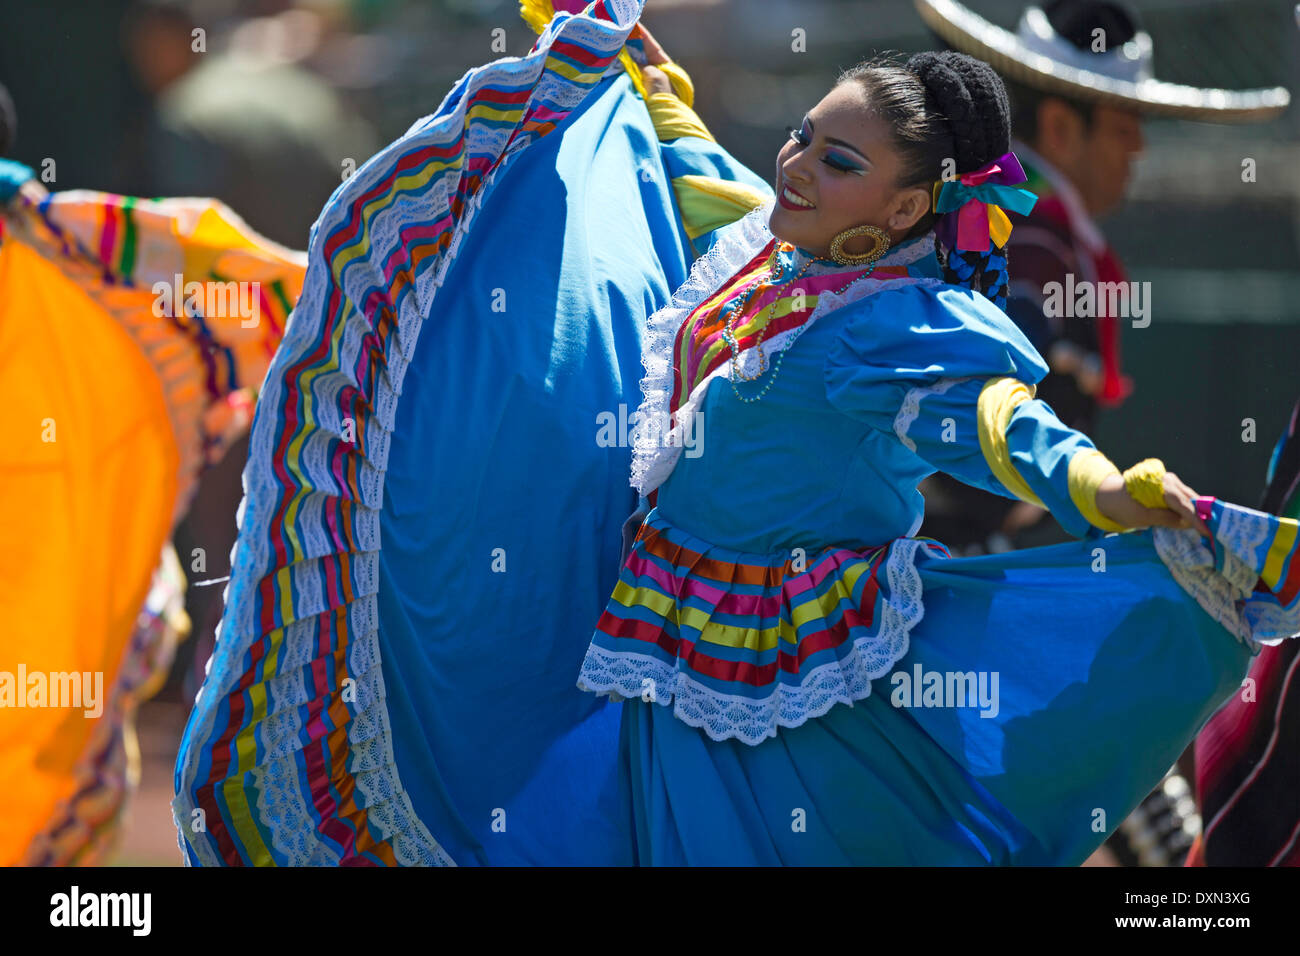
xmin=837 ymin=50 xmax=1013 ymax=308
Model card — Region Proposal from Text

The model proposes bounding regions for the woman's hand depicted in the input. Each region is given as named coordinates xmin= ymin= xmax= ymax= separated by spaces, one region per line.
xmin=632 ymin=23 xmax=674 ymax=95
xmin=1095 ymin=470 xmax=1212 ymax=537
xmin=632 ymin=22 xmax=670 ymax=65
xmin=642 ymin=65 xmax=673 ymax=95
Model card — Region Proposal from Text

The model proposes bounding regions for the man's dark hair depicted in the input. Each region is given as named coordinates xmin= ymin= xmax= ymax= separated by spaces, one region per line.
xmin=1005 ymin=78 xmax=1094 ymax=144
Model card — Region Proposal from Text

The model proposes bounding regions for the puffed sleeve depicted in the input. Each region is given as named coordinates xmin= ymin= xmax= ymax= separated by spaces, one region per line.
xmin=824 ymin=283 xmax=1127 ymax=539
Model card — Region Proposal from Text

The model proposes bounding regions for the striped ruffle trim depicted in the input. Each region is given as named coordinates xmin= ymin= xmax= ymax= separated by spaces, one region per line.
xmin=2 ymin=186 xmax=304 ymax=521
xmin=1153 ymin=496 xmax=1300 ymax=648
xmin=577 ymin=510 xmax=947 ymax=745
xmin=173 ymin=0 xmax=646 ymax=866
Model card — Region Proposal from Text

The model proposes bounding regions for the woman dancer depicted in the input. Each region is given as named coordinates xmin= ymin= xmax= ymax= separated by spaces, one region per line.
xmin=0 ymin=151 xmax=304 ymax=864
xmin=176 ymin=0 xmax=1299 ymax=866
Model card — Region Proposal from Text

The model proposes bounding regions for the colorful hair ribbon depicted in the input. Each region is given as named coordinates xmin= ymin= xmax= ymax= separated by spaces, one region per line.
xmin=932 ymin=151 xmax=1038 ymax=252
xmin=0 ymin=159 xmax=33 ymax=203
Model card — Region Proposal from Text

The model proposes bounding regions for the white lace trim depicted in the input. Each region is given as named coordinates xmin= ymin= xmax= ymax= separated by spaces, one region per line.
xmin=1152 ymin=499 xmax=1300 ymax=648
xmin=174 ymin=0 xmax=644 ymax=866
xmin=630 ymin=202 xmax=774 ymax=494
xmin=1152 ymin=526 xmax=1253 ymax=645
xmin=630 ymin=198 xmax=942 ymax=494
xmin=577 ymin=537 xmax=928 ymax=745
xmin=1210 ymin=501 xmax=1300 ymax=645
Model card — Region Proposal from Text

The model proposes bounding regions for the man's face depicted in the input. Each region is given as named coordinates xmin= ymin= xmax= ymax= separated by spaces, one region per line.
xmin=1070 ymin=105 xmax=1145 ymax=217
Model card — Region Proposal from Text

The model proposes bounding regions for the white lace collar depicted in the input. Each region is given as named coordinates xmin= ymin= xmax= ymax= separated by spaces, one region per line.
xmin=629 ymin=199 xmax=942 ymax=495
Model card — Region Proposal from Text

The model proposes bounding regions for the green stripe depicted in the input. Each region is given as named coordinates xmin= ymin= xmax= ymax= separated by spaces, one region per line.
xmin=271 ymin=279 xmax=292 ymax=316
xmin=118 ymin=196 xmax=138 ymax=277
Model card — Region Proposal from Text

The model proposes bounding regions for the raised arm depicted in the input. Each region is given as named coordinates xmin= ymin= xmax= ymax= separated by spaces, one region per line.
xmin=896 ymin=373 xmax=1207 ymax=537
xmin=633 ymin=23 xmax=773 ymax=257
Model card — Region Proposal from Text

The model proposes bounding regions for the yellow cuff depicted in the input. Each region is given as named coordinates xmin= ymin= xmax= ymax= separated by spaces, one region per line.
xmin=670 ymin=175 xmax=771 ymax=240
xmin=976 ymin=377 xmax=1044 ymax=507
xmin=657 ymin=61 xmax=695 ymax=108
xmin=1123 ymin=458 xmax=1167 ymax=510
xmin=1068 ymin=448 xmax=1127 ymax=532
xmin=646 ymin=92 xmax=715 ymax=143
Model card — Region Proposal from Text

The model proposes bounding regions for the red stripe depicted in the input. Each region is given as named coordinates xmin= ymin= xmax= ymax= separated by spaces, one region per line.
xmin=597 ymin=552 xmax=886 ymax=686
xmin=98 ymin=202 xmax=119 ymax=271
xmin=548 ymin=36 xmax=611 ymax=69
xmin=1272 ymin=542 xmax=1300 ymax=606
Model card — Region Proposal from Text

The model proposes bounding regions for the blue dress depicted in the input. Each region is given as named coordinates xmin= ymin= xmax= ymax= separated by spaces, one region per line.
xmin=574 ymin=205 xmax=1295 ymax=864
xmin=172 ymin=1 xmax=771 ymax=866
xmin=172 ymin=0 xmax=1300 ymax=866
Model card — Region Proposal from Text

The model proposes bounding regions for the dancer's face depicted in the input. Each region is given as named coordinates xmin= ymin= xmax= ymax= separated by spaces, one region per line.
xmin=1031 ymin=99 xmax=1144 ymax=218
xmin=770 ymin=82 xmax=931 ymax=260
xmin=1074 ymin=105 xmax=1144 ymax=218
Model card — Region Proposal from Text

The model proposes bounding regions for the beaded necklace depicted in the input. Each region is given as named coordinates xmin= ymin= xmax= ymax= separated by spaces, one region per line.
xmin=721 ymin=250 xmax=877 ymax=403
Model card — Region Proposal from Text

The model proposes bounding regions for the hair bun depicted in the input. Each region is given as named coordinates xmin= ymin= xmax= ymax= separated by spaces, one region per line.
xmin=905 ymin=51 xmax=1009 ymax=172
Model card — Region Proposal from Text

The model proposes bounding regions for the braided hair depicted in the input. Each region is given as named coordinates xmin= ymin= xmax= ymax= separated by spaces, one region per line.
xmin=837 ymin=51 xmax=1014 ymax=309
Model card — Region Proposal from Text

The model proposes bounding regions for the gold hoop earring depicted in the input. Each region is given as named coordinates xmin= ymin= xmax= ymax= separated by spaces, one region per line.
xmin=828 ymin=224 xmax=891 ymax=267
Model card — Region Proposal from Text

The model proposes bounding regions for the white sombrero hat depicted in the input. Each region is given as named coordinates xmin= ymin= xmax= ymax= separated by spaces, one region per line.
xmin=914 ymin=0 xmax=1290 ymax=122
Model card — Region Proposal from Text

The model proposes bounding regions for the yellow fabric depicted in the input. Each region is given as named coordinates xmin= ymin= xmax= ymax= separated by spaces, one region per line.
xmin=928 ymin=182 xmax=1015 ymax=248
xmin=1122 ymin=458 xmax=1168 ymax=510
xmin=0 ymin=238 xmax=179 ymax=865
xmin=976 ymin=377 xmax=1137 ymax=532
xmin=657 ymin=61 xmax=695 ymax=107
xmin=670 ymin=175 xmax=772 ymax=240
xmin=989 ymin=205 xmax=1013 ymax=248
xmin=646 ymin=91 xmax=715 ymax=143
xmin=1262 ymin=518 xmax=1298 ymax=590
xmin=1068 ymin=448 xmax=1128 ymax=532
xmin=519 ymin=0 xmax=556 ymax=34
xmin=975 ymin=376 xmax=1045 ymax=508
xmin=181 ymin=205 xmax=307 ymax=284
xmin=7 ymin=190 xmax=306 ymax=523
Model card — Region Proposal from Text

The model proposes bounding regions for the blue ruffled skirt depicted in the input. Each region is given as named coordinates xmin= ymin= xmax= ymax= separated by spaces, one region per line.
xmin=616 ymin=529 xmax=1253 ymax=865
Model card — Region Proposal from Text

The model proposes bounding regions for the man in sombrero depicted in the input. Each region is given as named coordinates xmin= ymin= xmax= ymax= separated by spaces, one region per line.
xmin=913 ymin=0 xmax=1288 ymax=556
xmin=911 ymin=0 xmax=1290 ymax=865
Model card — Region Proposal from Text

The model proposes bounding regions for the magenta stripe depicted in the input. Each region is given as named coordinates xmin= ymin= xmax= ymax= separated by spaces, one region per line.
xmin=681 ymin=268 xmax=865 ymax=394
xmin=682 ymin=272 xmax=764 ymax=387
xmin=527 ymin=104 xmax=570 ymax=124
xmin=98 ymin=203 xmax=118 ymax=270
xmin=465 ymin=155 xmax=496 ymax=178
xmin=625 ymin=542 xmax=877 ymax=597
xmin=623 ymin=555 xmax=785 ymax=617
xmin=622 ymin=545 xmax=880 ymax=619
xmin=784 ymin=550 xmax=860 ymax=596
xmin=380 ymin=215 xmax=455 ymax=283
xmin=624 ymin=551 xmax=724 ymax=600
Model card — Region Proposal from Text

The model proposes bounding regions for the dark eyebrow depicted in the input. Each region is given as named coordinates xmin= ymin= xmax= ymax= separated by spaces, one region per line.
xmin=806 ymin=115 xmax=872 ymax=166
